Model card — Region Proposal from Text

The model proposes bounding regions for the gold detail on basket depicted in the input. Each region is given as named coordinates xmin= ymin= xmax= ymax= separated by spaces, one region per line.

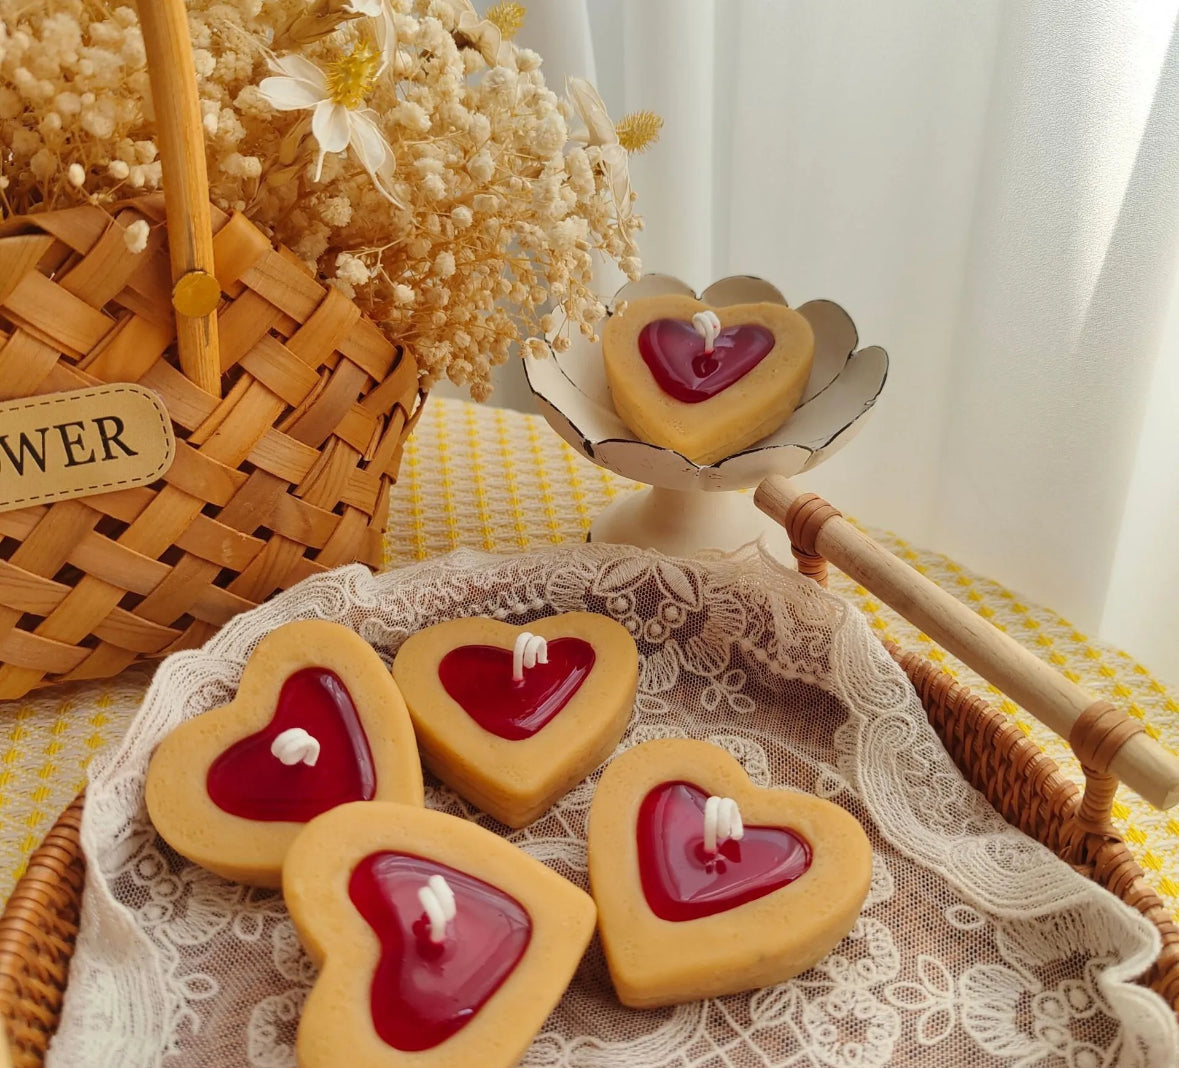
xmin=171 ymin=270 xmax=222 ymax=318
xmin=0 ymin=385 xmax=175 ymax=514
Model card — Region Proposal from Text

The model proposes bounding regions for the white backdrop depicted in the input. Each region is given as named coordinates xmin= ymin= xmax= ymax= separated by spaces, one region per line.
xmin=481 ymin=0 xmax=1179 ymax=685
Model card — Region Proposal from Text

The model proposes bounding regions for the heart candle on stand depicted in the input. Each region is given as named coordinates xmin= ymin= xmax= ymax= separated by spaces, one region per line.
xmin=587 ymin=737 xmax=872 ymax=1007
xmin=393 ymin=612 xmax=638 ymax=828
xmin=524 ymin=274 xmax=888 ymax=558
xmin=145 ymin=620 xmax=424 ymax=887
xmin=603 ymin=292 xmax=816 ymax=465
xmin=641 ymin=316 xmax=775 ymax=400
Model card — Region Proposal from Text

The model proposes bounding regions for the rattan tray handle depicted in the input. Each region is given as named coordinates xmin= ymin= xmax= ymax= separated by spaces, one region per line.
xmin=755 ymin=474 xmax=1179 ymax=813
xmin=136 ymin=0 xmax=222 ymax=398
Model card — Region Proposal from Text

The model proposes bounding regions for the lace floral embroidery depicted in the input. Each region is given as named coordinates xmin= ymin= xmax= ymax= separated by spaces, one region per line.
xmin=49 ymin=546 xmax=1176 ymax=1068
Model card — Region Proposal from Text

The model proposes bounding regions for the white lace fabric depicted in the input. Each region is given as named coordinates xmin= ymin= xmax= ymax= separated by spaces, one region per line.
xmin=49 ymin=546 xmax=1179 ymax=1067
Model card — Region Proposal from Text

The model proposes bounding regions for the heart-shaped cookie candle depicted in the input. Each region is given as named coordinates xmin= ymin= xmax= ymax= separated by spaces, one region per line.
xmin=145 ymin=620 xmax=423 ymax=887
xmin=588 ymin=738 xmax=872 ymax=1007
xmin=284 ymin=801 xmax=596 ymax=1068
xmin=393 ymin=613 xmax=637 ymax=828
xmin=602 ymin=294 xmax=815 ymax=465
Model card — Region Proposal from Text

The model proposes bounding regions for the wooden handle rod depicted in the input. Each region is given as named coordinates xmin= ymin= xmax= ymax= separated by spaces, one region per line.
xmin=137 ymin=0 xmax=222 ymax=397
xmin=755 ymin=475 xmax=1179 ymax=810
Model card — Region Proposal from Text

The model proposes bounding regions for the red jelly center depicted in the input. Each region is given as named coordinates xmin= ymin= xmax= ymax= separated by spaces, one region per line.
xmin=638 ymin=318 xmax=776 ymax=403
xmin=349 ymin=852 xmax=531 ymax=1051
xmin=206 ymin=667 xmax=376 ymax=821
xmin=437 ymin=638 xmax=596 ymax=740
xmin=637 ymin=781 xmax=812 ymax=922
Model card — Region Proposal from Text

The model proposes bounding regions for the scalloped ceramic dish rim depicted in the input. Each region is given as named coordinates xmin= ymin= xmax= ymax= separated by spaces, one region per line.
xmin=523 ymin=274 xmax=888 ymax=475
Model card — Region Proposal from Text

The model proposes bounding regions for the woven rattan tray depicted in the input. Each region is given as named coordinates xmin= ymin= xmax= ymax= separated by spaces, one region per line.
xmin=2 ymin=484 xmax=1178 ymax=1066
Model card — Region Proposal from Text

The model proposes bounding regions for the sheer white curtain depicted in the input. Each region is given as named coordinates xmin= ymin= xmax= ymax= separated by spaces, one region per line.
xmin=507 ymin=0 xmax=1179 ymax=684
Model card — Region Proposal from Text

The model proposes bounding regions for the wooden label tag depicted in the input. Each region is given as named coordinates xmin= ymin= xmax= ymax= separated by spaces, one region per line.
xmin=0 ymin=384 xmax=175 ymax=513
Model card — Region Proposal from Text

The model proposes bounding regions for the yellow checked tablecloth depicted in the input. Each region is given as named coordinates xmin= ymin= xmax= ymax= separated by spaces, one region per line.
xmin=2 ymin=396 xmax=1178 ymax=920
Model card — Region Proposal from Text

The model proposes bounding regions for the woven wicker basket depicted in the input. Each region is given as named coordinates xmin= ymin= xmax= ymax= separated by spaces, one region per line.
xmin=3 ymin=499 xmax=1178 ymax=1067
xmin=0 ymin=0 xmax=422 ymax=699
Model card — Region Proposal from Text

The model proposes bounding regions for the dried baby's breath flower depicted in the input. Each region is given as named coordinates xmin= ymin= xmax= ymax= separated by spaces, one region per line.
xmin=485 ymin=2 xmax=526 ymax=40
xmin=123 ymin=218 xmax=149 ymax=254
xmin=615 ymin=110 xmax=663 ymax=154
xmin=1 ymin=0 xmax=644 ymax=400
xmin=335 ymin=251 xmax=371 ymax=285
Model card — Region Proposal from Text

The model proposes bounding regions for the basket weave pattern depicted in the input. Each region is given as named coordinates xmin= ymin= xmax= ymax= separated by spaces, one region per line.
xmin=5 ymin=653 xmax=1179 ymax=1066
xmin=5 ymin=521 xmax=1179 ymax=1064
xmin=0 ymin=795 xmax=82 ymax=1067
xmin=891 ymin=646 xmax=1179 ymax=1007
xmin=783 ymin=496 xmax=1179 ymax=1010
xmin=0 ymin=196 xmax=421 ymax=699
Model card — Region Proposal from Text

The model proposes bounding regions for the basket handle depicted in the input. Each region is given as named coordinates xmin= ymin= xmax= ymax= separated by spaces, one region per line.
xmin=137 ymin=0 xmax=222 ymax=398
xmin=754 ymin=474 xmax=1179 ymax=813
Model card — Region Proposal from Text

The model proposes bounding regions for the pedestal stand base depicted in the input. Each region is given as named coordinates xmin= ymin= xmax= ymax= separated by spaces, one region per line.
xmin=589 ymin=486 xmax=794 ymax=561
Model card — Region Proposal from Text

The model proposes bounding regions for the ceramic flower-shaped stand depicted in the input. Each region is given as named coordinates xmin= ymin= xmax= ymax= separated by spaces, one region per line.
xmin=523 ymin=275 xmax=888 ymax=558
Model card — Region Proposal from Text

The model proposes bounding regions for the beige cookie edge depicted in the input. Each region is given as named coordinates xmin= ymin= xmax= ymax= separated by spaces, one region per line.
xmin=144 ymin=620 xmax=423 ymax=887
xmin=588 ymin=738 xmax=872 ymax=1007
xmin=394 ymin=613 xmax=637 ymax=828
xmin=603 ymin=296 xmax=815 ymax=464
xmin=286 ymin=801 xmax=597 ymax=1068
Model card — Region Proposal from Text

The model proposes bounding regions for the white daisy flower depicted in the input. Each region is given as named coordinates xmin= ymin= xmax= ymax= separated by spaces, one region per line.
xmin=259 ymin=47 xmax=399 ymax=204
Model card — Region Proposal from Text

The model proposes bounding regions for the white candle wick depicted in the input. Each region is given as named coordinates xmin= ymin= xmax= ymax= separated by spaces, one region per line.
xmin=270 ymin=727 xmax=320 ymax=767
xmin=703 ymin=795 xmax=744 ymax=854
xmin=512 ymin=631 xmax=549 ymax=682
xmin=692 ymin=310 xmax=722 ymax=355
xmin=418 ymin=874 xmax=457 ymax=943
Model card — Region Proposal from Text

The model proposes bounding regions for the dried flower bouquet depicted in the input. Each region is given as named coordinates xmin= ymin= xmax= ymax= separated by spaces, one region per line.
xmin=0 ymin=0 xmax=658 ymax=398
